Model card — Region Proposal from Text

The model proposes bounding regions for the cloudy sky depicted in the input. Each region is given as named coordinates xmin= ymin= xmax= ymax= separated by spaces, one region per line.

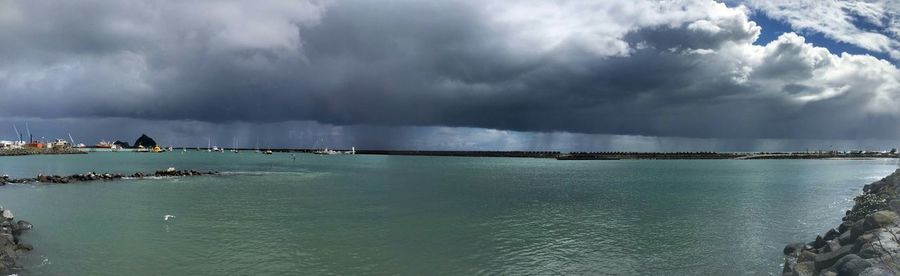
xmin=1 ymin=0 xmax=899 ymax=151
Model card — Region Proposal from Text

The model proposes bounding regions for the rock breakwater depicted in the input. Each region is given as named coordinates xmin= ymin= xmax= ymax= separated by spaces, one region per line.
xmin=782 ymin=169 xmax=900 ymax=276
xmin=0 ymin=168 xmax=218 ymax=185
xmin=0 ymin=147 xmax=85 ymax=157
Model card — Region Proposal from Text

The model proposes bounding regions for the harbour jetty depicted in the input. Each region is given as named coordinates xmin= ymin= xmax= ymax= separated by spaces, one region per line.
xmin=0 ymin=206 xmax=33 ymax=273
xmin=254 ymin=149 xmax=897 ymax=160
xmin=1 ymin=168 xmax=218 ymax=185
xmin=782 ymin=169 xmax=900 ymax=276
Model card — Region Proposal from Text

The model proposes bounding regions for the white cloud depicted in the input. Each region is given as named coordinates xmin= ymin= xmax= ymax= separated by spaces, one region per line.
xmin=484 ymin=0 xmax=759 ymax=57
xmin=745 ymin=0 xmax=900 ymax=59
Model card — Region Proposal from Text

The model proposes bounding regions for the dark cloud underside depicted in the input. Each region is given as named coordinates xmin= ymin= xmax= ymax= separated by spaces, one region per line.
xmin=0 ymin=0 xmax=897 ymax=144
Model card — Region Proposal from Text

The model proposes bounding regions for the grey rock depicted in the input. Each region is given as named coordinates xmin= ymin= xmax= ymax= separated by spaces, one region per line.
xmin=795 ymin=261 xmax=816 ymax=276
xmin=824 ymin=240 xmax=841 ymax=253
xmin=14 ymin=243 xmax=32 ymax=253
xmin=1 ymin=210 xmax=12 ymax=221
xmin=888 ymin=199 xmax=900 ymax=212
xmin=799 ymin=250 xmax=817 ymax=263
xmin=857 ymin=244 xmax=877 ymax=259
xmin=782 ymin=259 xmax=793 ymax=273
xmin=831 ymin=254 xmax=870 ymax=276
xmin=870 ymin=211 xmax=898 ymax=227
xmin=859 ymin=266 xmax=894 ymax=276
xmin=851 ymin=220 xmax=868 ymax=240
xmin=785 ymin=242 xmax=806 ymax=255
xmin=0 ymin=234 xmax=13 ymax=246
xmin=15 ymin=220 xmax=31 ymax=231
xmin=815 ymin=235 xmax=828 ymax=248
xmin=839 ymin=231 xmax=855 ymax=246
xmin=815 ymin=243 xmax=854 ymax=270
xmin=853 ymin=234 xmax=876 ymax=253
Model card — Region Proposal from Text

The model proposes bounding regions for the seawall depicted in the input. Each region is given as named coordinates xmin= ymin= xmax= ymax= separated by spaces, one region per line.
xmin=782 ymin=169 xmax=900 ymax=276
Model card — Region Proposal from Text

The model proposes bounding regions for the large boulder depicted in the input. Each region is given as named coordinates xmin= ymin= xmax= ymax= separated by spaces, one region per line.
xmin=859 ymin=266 xmax=894 ymax=276
xmin=824 ymin=228 xmax=841 ymax=241
xmin=799 ymin=251 xmax=817 ymax=263
xmin=784 ymin=242 xmax=806 ymax=255
xmin=15 ymin=221 xmax=31 ymax=232
xmin=829 ymin=254 xmax=871 ymax=276
xmin=1 ymin=210 xmax=12 ymax=221
xmin=869 ymin=211 xmax=897 ymax=227
xmin=815 ymin=235 xmax=828 ymax=248
xmin=815 ymin=244 xmax=854 ymax=270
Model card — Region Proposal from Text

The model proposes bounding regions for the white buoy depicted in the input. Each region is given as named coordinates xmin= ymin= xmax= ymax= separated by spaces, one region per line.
xmin=163 ymin=215 xmax=175 ymax=221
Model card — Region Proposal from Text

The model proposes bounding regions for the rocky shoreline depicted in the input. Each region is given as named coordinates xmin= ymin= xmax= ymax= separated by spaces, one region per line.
xmin=1 ymin=168 xmax=218 ymax=185
xmin=782 ymin=169 xmax=900 ymax=276
xmin=0 ymin=206 xmax=33 ymax=273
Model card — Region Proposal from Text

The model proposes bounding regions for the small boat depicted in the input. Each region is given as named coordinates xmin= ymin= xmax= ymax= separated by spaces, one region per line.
xmin=264 ymin=150 xmax=273 ymax=155
xmin=313 ymin=147 xmax=356 ymax=155
xmin=151 ymin=145 xmax=163 ymax=153
xmin=313 ymin=148 xmax=339 ymax=155
xmin=95 ymin=140 xmax=113 ymax=148
xmin=135 ymin=145 xmax=150 ymax=152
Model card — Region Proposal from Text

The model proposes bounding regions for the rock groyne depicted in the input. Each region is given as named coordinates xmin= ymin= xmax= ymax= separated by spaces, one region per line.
xmin=0 ymin=148 xmax=85 ymax=157
xmin=1 ymin=168 xmax=218 ymax=185
xmin=0 ymin=206 xmax=33 ymax=273
xmin=782 ymin=169 xmax=900 ymax=276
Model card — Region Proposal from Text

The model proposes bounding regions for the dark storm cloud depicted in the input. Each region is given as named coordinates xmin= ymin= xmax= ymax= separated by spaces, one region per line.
xmin=0 ymin=0 xmax=898 ymax=141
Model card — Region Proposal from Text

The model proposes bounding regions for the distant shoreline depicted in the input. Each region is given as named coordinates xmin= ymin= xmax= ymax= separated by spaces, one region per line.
xmin=3 ymin=147 xmax=897 ymax=160
xmin=170 ymin=148 xmax=900 ymax=160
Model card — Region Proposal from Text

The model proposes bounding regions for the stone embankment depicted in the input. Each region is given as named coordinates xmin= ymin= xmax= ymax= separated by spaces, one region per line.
xmin=0 ymin=168 xmax=218 ymax=185
xmin=782 ymin=169 xmax=900 ymax=276
xmin=0 ymin=206 xmax=33 ymax=273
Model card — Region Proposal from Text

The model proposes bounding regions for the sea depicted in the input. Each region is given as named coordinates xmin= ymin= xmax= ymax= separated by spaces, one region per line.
xmin=0 ymin=152 xmax=897 ymax=275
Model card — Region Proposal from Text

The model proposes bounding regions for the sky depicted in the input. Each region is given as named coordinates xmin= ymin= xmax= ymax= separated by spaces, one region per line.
xmin=1 ymin=0 xmax=899 ymax=152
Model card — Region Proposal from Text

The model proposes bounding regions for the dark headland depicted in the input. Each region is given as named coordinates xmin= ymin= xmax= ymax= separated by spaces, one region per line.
xmin=782 ymin=169 xmax=900 ymax=276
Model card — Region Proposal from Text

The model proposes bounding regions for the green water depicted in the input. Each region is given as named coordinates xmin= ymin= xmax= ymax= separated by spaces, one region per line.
xmin=0 ymin=152 xmax=897 ymax=275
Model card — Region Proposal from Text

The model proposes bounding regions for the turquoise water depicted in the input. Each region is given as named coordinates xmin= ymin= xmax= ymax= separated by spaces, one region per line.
xmin=0 ymin=152 xmax=897 ymax=275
